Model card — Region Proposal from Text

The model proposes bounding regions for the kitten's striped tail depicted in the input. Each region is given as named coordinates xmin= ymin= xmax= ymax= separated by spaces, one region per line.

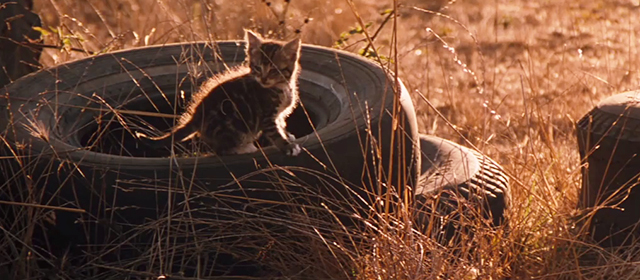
xmin=136 ymin=125 xmax=195 ymax=149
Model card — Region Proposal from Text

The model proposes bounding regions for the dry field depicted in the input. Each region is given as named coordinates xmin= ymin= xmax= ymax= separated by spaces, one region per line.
xmin=4 ymin=0 xmax=640 ymax=278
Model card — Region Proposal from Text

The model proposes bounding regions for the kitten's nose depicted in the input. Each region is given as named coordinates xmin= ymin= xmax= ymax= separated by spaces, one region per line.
xmin=260 ymin=77 xmax=269 ymax=85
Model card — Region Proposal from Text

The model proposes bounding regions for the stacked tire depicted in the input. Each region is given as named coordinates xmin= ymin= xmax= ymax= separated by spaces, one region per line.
xmin=577 ymin=90 xmax=640 ymax=247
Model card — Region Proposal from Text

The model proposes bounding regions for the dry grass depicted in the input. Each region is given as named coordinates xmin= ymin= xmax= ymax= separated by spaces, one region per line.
xmin=2 ymin=0 xmax=640 ymax=279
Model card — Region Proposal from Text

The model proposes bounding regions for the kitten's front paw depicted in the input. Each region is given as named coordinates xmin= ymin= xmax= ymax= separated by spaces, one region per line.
xmin=284 ymin=132 xmax=296 ymax=142
xmin=273 ymin=133 xmax=300 ymax=156
xmin=285 ymin=143 xmax=301 ymax=156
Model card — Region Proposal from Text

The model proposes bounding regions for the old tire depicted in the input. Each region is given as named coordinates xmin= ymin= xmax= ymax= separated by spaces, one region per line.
xmin=577 ymin=90 xmax=640 ymax=247
xmin=0 ymin=41 xmax=420 ymax=276
xmin=415 ymin=135 xmax=510 ymax=242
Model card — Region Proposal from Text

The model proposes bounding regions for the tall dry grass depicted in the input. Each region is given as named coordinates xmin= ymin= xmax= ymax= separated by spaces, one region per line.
xmin=1 ymin=0 xmax=640 ymax=279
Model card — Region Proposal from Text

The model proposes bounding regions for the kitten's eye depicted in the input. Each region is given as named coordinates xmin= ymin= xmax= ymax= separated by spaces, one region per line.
xmin=250 ymin=65 xmax=260 ymax=72
xmin=268 ymin=69 xmax=281 ymax=76
xmin=278 ymin=69 xmax=291 ymax=77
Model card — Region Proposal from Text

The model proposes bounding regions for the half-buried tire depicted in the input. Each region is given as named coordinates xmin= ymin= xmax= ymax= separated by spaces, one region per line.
xmin=0 ymin=41 xmax=420 ymax=276
xmin=414 ymin=135 xmax=510 ymax=243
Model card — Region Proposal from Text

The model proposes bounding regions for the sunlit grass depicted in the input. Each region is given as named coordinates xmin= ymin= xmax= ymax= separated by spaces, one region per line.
xmin=2 ymin=0 xmax=640 ymax=279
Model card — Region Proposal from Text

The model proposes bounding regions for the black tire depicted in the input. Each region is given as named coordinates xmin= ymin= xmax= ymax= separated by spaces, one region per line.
xmin=0 ymin=0 xmax=42 ymax=88
xmin=414 ymin=135 xmax=510 ymax=242
xmin=576 ymin=90 xmax=640 ymax=247
xmin=0 ymin=41 xmax=420 ymax=276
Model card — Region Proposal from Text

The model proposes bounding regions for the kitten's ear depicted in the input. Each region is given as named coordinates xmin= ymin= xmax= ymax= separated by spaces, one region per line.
xmin=244 ymin=29 xmax=262 ymax=49
xmin=282 ymin=37 xmax=301 ymax=59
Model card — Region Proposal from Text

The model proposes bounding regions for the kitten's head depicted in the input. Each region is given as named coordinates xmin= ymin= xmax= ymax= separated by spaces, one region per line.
xmin=244 ymin=29 xmax=301 ymax=88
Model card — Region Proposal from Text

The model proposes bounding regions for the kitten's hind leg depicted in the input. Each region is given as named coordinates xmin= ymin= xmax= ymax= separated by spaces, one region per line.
xmin=228 ymin=143 xmax=259 ymax=155
xmin=214 ymin=129 xmax=259 ymax=155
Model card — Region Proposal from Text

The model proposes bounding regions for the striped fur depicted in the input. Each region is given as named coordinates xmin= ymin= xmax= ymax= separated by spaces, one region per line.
xmin=139 ymin=30 xmax=302 ymax=156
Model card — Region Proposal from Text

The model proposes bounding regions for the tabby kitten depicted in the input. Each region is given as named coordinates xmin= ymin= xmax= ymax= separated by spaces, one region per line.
xmin=138 ymin=30 xmax=302 ymax=156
